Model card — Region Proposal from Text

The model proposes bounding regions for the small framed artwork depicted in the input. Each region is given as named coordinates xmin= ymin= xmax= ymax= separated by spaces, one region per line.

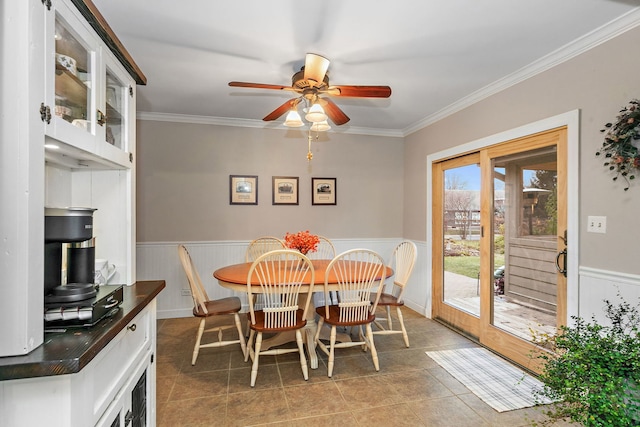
xmin=272 ymin=176 xmax=299 ymax=205
xmin=312 ymin=177 xmax=337 ymax=205
xmin=229 ymin=175 xmax=258 ymax=205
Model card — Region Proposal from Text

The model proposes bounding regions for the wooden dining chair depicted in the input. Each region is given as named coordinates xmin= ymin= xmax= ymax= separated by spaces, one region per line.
xmin=178 ymin=245 xmax=247 ymax=365
xmin=245 ymin=249 xmax=315 ymax=387
xmin=372 ymin=240 xmax=417 ymax=347
xmin=245 ymin=236 xmax=286 ymax=262
xmin=314 ymin=248 xmax=386 ymax=377
xmin=308 ymin=236 xmax=338 ymax=306
xmin=307 ymin=235 xmax=336 ymax=260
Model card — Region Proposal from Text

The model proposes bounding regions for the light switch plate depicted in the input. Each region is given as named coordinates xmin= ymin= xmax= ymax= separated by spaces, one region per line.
xmin=587 ymin=216 xmax=606 ymax=233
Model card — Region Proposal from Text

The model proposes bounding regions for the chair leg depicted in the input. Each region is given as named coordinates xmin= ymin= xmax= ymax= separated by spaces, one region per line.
xmin=234 ymin=313 xmax=247 ymax=358
xmin=192 ymin=318 xmax=206 ymax=365
xmin=327 ymin=325 xmax=337 ymax=378
xmin=397 ymin=306 xmax=409 ymax=347
xmin=365 ymin=323 xmax=380 ymax=372
xmin=313 ymin=317 xmax=324 ymax=346
xmin=386 ymin=306 xmax=393 ymax=330
xmin=358 ymin=325 xmax=367 ymax=352
xmin=250 ymin=332 xmax=262 ymax=387
xmin=295 ymin=330 xmax=309 ymax=381
xmin=245 ymin=329 xmax=255 ymax=362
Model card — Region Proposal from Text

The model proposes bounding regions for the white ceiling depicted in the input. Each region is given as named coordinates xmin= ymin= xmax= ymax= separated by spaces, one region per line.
xmin=92 ymin=0 xmax=640 ymax=136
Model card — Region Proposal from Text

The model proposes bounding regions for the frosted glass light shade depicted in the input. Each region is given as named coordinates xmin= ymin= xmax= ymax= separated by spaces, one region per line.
xmin=310 ymin=120 xmax=331 ymax=132
xmin=305 ymin=103 xmax=327 ymax=123
xmin=283 ymin=110 xmax=304 ymax=127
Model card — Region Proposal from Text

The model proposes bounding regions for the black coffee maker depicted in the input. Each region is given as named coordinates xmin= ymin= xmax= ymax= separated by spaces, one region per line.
xmin=44 ymin=207 xmax=98 ymax=303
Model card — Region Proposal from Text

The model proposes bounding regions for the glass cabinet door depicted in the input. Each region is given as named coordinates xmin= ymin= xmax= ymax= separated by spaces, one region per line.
xmin=105 ymin=69 xmax=126 ymax=151
xmin=54 ymin=17 xmax=93 ymax=134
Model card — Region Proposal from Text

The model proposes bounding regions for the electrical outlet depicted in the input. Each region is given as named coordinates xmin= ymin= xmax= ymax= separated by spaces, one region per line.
xmin=181 ymin=289 xmax=191 ymax=296
xmin=587 ymin=215 xmax=607 ymax=233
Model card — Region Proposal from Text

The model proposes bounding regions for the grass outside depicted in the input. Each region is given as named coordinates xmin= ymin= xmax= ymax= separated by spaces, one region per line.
xmin=444 ymin=254 xmax=505 ymax=279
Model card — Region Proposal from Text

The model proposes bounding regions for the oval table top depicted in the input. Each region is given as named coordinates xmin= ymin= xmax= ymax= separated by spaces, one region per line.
xmin=213 ymin=259 xmax=392 ymax=287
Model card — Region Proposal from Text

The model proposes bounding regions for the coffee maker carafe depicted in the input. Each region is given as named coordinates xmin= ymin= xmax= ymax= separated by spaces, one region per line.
xmin=44 ymin=207 xmax=98 ymax=303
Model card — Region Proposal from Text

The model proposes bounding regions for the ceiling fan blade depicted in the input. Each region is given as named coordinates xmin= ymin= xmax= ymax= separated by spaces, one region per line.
xmin=229 ymin=81 xmax=293 ymax=91
xmin=319 ymin=98 xmax=350 ymax=126
xmin=303 ymin=53 xmax=330 ymax=86
xmin=263 ymin=98 xmax=299 ymax=121
xmin=331 ymin=85 xmax=392 ymax=98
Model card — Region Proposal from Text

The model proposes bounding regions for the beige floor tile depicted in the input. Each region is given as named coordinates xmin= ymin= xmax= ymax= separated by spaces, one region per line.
xmin=283 ymin=381 xmax=349 ymax=419
xmin=169 ymin=370 xmax=229 ymax=401
xmin=157 ymin=395 xmax=228 ymax=427
xmin=351 ymin=402 xmax=427 ymax=426
xmin=155 ymin=309 xmax=554 ymax=426
xmin=226 ymin=388 xmax=291 ymax=426
xmin=407 ymin=395 xmax=490 ymax=427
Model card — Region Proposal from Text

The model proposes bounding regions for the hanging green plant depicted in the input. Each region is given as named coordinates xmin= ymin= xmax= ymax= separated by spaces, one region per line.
xmin=596 ymin=99 xmax=640 ymax=191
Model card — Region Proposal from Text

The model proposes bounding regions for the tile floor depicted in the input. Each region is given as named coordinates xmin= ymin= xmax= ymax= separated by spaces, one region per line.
xmin=155 ymin=308 xmax=573 ymax=427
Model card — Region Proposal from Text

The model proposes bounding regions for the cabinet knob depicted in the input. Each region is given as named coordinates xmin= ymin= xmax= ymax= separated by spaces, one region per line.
xmin=127 ymin=323 xmax=137 ymax=332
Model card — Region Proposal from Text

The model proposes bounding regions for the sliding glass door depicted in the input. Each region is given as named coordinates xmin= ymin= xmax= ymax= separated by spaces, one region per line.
xmin=432 ymin=128 xmax=567 ymax=372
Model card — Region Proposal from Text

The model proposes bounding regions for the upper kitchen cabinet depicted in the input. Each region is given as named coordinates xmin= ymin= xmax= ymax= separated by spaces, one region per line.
xmin=43 ymin=0 xmax=145 ymax=169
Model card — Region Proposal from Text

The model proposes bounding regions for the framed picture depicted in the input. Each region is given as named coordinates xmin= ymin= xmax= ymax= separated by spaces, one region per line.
xmin=229 ymin=175 xmax=258 ymax=205
xmin=272 ymin=176 xmax=299 ymax=205
xmin=312 ymin=177 xmax=336 ymax=205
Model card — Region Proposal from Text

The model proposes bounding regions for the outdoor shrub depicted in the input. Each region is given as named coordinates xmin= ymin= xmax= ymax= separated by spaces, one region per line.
xmin=533 ymin=296 xmax=640 ymax=426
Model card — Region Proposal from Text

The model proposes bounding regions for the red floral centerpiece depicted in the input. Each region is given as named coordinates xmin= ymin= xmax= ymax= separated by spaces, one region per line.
xmin=284 ymin=230 xmax=319 ymax=255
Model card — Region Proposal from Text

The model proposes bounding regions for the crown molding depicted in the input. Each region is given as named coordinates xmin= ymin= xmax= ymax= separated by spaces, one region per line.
xmin=136 ymin=111 xmax=404 ymax=138
xmin=403 ymin=7 xmax=640 ymax=136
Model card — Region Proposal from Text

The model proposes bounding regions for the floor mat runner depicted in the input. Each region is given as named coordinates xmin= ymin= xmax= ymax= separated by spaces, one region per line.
xmin=426 ymin=347 xmax=551 ymax=412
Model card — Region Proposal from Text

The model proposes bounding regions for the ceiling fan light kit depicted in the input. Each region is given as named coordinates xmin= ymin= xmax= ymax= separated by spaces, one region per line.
xmin=310 ymin=120 xmax=331 ymax=132
xmin=303 ymin=102 xmax=327 ymax=123
xmin=229 ymin=53 xmax=391 ymax=160
xmin=283 ymin=109 xmax=304 ymax=127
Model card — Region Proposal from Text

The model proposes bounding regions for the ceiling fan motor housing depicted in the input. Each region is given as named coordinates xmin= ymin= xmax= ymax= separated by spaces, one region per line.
xmin=292 ymin=69 xmax=330 ymax=91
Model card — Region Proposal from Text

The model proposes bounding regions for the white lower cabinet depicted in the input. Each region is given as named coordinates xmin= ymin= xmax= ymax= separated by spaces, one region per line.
xmin=0 ymin=301 xmax=157 ymax=427
xmin=96 ymin=350 xmax=153 ymax=427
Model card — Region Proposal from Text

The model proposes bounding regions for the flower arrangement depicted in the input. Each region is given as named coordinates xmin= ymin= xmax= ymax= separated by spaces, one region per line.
xmin=284 ymin=230 xmax=319 ymax=255
xmin=596 ymin=99 xmax=640 ymax=191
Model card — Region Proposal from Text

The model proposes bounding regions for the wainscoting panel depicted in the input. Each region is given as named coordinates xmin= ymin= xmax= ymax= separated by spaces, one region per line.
xmin=136 ymin=238 xmax=430 ymax=319
xmin=577 ymin=266 xmax=640 ymax=325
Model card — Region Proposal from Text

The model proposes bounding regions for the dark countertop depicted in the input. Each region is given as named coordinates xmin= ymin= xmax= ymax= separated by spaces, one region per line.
xmin=0 ymin=280 xmax=165 ymax=381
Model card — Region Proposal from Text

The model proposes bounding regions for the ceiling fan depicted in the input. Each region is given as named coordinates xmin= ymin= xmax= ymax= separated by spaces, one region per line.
xmin=228 ymin=53 xmax=391 ymax=127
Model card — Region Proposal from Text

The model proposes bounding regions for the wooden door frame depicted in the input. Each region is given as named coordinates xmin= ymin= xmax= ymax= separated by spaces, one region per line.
xmin=425 ymin=111 xmax=580 ymax=347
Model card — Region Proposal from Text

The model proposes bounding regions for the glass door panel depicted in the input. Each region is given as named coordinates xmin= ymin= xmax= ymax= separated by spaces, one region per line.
xmin=105 ymin=69 xmax=126 ymax=150
xmin=443 ymin=164 xmax=482 ymax=317
xmin=54 ymin=17 xmax=92 ymax=132
xmin=491 ymin=147 xmax=558 ymax=342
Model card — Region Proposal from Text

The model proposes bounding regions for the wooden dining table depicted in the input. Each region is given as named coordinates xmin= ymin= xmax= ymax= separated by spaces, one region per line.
xmin=213 ymin=259 xmax=393 ymax=369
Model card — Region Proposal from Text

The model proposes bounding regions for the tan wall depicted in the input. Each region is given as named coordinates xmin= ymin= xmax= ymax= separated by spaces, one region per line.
xmin=403 ymin=26 xmax=640 ymax=274
xmin=136 ymin=122 xmax=404 ymax=242
xmin=136 ymin=26 xmax=640 ymax=274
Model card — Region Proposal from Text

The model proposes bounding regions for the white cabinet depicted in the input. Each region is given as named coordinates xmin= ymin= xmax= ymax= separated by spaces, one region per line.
xmin=0 ymin=298 xmax=158 ymax=427
xmin=42 ymin=0 xmax=139 ymax=288
xmin=43 ymin=0 xmax=136 ymax=169
xmin=0 ymin=0 xmax=146 ymax=367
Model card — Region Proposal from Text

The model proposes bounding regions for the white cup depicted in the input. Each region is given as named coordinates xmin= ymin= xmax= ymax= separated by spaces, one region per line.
xmin=95 ymin=259 xmax=109 ymax=284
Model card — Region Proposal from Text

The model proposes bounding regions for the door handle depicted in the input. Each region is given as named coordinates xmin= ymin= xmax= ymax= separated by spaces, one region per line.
xmin=555 ymin=248 xmax=567 ymax=277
